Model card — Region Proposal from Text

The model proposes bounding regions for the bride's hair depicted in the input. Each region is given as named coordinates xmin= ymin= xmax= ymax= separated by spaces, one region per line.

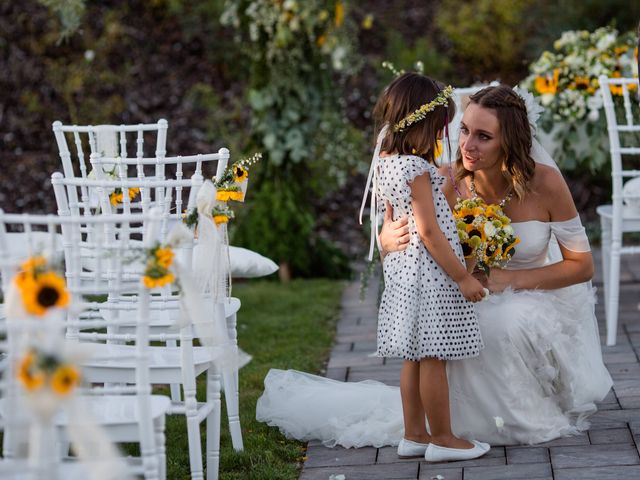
xmin=455 ymin=85 xmax=536 ymax=201
xmin=373 ymin=72 xmax=456 ymax=165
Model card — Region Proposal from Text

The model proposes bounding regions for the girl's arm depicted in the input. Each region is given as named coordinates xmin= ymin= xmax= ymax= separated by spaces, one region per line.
xmin=411 ymin=173 xmax=486 ymax=302
xmin=487 ymin=168 xmax=594 ymax=292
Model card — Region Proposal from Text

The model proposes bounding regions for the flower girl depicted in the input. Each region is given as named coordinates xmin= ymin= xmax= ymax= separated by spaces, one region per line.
xmin=364 ymin=72 xmax=489 ymax=461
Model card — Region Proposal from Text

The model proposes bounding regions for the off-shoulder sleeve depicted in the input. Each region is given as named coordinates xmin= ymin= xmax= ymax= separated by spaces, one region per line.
xmin=550 ymin=216 xmax=591 ymax=252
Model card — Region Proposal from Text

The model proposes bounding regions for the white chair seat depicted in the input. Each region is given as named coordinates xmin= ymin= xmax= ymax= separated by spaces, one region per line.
xmin=596 ymin=204 xmax=640 ymax=225
xmin=0 ymin=459 xmax=133 ymax=479
xmin=82 ymin=344 xmax=215 ymax=384
xmin=54 ymin=395 xmax=170 ymax=428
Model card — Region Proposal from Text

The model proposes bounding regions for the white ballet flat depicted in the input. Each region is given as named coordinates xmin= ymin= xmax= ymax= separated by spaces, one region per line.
xmin=397 ymin=438 xmax=430 ymax=458
xmin=424 ymin=440 xmax=490 ymax=462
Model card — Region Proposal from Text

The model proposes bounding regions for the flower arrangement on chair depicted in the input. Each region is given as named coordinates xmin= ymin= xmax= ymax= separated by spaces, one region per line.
xmin=142 ymin=244 xmax=176 ymax=289
xmin=17 ymin=347 xmax=81 ymax=397
xmin=182 ymin=153 xmax=261 ymax=232
xmin=14 ymin=256 xmax=70 ymax=316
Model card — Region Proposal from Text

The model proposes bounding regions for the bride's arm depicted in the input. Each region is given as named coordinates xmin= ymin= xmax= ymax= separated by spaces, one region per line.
xmin=378 ymin=202 xmax=410 ymax=257
xmin=487 ymin=168 xmax=594 ymax=292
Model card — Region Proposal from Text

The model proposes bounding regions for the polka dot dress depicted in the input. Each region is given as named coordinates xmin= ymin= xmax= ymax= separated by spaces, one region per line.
xmin=376 ymin=154 xmax=483 ymax=361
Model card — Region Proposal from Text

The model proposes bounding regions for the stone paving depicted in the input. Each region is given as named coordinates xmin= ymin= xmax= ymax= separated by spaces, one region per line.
xmin=299 ymin=249 xmax=640 ymax=480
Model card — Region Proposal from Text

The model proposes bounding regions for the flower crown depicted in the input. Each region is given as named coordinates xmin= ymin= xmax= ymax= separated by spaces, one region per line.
xmin=393 ymin=85 xmax=455 ymax=132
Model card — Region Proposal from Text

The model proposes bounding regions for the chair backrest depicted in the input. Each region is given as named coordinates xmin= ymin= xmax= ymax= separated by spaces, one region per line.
xmin=598 ymin=75 xmax=640 ymax=210
xmin=52 ymin=120 xmax=169 ymax=181
xmin=0 ymin=210 xmax=157 ymax=477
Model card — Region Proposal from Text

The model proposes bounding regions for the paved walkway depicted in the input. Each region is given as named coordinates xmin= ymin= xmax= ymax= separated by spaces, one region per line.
xmin=299 ymin=249 xmax=640 ymax=480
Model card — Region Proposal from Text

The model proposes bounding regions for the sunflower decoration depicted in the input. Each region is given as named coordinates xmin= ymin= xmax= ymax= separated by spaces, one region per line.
xmin=212 ymin=204 xmax=235 ymax=225
xmin=453 ymin=198 xmax=520 ymax=274
xmin=142 ymin=243 xmax=176 ymax=289
xmin=17 ymin=348 xmax=81 ymax=397
xmin=109 ymin=187 xmax=140 ymax=206
xmin=214 ymin=152 xmax=262 ymax=204
xmin=14 ymin=256 xmax=70 ymax=316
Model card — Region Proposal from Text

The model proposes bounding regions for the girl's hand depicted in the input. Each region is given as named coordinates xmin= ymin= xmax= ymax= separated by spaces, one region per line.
xmin=379 ymin=201 xmax=410 ymax=253
xmin=486 ymin=269 xmax=515 ymax=293
xmin=458 ymin=274 xmax=487 ymax=302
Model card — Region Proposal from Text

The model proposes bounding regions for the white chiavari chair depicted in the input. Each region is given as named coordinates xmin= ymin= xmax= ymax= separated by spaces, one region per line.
xmin=597 ymin=75 xmax=640 ymax=346
xmin=52 ymin=173 xmax=236 ymax=480
xmin=0 ymin=210 xmax=170 ymax=479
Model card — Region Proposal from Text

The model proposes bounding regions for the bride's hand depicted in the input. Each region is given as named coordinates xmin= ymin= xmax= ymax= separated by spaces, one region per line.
xmin=379 ymin=201 xmax=409 ymax=253
xmin=472 ymin=270 xmax=488 ymax=288
xmin=486 ymin=269 xmax=515 ymax=293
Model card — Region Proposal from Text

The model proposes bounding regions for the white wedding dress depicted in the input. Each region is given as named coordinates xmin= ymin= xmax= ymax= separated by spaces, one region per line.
xmin=256 ymin=219 xmax=613 ymax=447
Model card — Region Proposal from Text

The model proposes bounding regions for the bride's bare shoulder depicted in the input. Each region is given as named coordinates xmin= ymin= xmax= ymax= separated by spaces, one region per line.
xmin=531 ymin=163 xmax=567 ymax=194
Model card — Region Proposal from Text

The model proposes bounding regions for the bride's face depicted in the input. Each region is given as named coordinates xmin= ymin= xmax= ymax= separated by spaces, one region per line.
xmin=459 ymin=104 xmax=503 ymax=173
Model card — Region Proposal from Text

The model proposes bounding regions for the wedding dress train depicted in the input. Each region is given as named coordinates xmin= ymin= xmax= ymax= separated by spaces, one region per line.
xmin=256 ymin=220 xmax=613 ymax=446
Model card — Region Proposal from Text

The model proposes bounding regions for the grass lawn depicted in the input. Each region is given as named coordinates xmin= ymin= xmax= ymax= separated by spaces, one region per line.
xmin=163 ymin=278 xmax=344 ymax=479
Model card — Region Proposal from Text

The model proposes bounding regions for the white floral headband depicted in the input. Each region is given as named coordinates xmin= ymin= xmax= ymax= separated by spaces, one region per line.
xmin=513 ymin=86 xmax=544 ymax=135
xmin=393 ymin=85 xmax=455 ymax=133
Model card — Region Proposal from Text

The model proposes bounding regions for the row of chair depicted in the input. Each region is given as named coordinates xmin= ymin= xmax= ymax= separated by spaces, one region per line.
xmin=0 ymin=119 xmax=247 ymax=479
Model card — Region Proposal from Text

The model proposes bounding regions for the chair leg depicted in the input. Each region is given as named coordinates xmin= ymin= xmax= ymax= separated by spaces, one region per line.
xmin=167 ymin=339 xmax=182 ymax=403
xmin=600 ymin=216 xmax=611 ymax=320
xmin=223 ymin=365 xmax=243 ymax=451
xmin=185 ymin=386 xmax=205 ymax=480
xmin=155 ymin=415 xmax=167 ymax=480
xmin=607 ymin=237 xmax=622 ymax=346
xmin=206 ymin=368 xmax=222 ymax=480
xmin=224 ymin=312 xmax=243 ymax=451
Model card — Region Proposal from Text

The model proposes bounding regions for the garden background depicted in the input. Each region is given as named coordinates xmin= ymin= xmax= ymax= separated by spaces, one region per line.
xmin=1 ymin=0 xmax=639 ymax=280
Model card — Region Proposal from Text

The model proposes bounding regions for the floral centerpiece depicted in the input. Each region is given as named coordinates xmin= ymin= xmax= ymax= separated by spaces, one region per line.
xmin=453 ymin=198 xmax=519 ymax=274
xmin=521 ymin=26 xmax=638 ymax=173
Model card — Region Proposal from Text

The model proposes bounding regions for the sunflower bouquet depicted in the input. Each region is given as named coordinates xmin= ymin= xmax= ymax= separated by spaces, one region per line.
xmin=453 ymin=198 xmax=520 ymax=274
xmin=142 ymin=244 xmax=176 ymax=289
xmin=14 ymin=256 xmax=70 ymax=316
xmin=17 ymin=347 xmax=81 ymax=397
xmin=214 ymin=153 xmax=261 ymax=203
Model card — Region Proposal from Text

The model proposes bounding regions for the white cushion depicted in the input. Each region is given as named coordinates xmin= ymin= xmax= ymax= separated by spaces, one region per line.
xmin=229 ymin=246 xmax=278 ymax=278
xmin=623 ymin=177 xmax=640 ymax=212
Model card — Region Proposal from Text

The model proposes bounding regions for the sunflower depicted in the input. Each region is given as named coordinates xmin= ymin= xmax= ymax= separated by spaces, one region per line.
xmin=334 ymin=1 xmax=344 ymax=27
xmin=155 ymin=248 xmax=174 ymax=269
xmin=143 ymin=272 xmax=175 ymax=289
xmin=127 ymin=187 xmax=140 ymax=201
xmin=17 ymin=352 xmax=45 ymax=391
xmin=213 ymin=215 xmax=230 ymax=225
xmin=504 ymin=237 xmax=521 ymax=257
xmin=433 ymin=139 xmax=443 ymax=159
xmin=109 ymin=191 xmax=123 ymax=206
xmin=51 ymin=365 xmax=81 ymax=396
xmin=233 ymin=165 xmax=248 ymax=183
xmin=20 ymin=271 xmax=70 ymax=316
xmin=534 ymin=69 xmax=560 ymax=95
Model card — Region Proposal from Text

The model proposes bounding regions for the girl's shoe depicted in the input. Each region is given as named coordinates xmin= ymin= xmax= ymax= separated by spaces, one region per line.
xmin=397 ymin=438 xmax=430 ymax=458
xmin=424 ymin=440 xmax=490 ymax=462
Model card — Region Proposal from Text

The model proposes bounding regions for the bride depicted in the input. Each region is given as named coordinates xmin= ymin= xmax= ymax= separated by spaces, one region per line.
xmin=256 ymin=85 xmax=613 ymax=448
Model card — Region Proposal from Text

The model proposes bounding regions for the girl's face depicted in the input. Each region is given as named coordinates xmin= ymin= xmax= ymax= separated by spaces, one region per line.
xmin=458 ymin=103 xmax=503 ymax=173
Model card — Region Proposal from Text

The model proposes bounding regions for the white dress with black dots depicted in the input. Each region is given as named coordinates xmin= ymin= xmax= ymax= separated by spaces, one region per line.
xmin=376 ymin=154 xmax=483 ymax=361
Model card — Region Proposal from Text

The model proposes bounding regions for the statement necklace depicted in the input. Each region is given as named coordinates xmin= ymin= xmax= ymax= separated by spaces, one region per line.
xmin=469 ymin=177 xmax=513 ymax=208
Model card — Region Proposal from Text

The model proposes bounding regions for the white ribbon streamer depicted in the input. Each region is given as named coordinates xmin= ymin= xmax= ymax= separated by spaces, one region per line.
xmin=359 ymin=125 xmax=388 ymax=261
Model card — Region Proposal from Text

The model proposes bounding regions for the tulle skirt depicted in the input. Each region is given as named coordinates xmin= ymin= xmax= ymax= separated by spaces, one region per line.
xmin=256 ymin=283 xmax=612 ymax=447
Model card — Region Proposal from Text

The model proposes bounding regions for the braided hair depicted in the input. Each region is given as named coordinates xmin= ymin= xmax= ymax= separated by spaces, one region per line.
xmin=455 ymin=85 xmax=536 ymax=201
